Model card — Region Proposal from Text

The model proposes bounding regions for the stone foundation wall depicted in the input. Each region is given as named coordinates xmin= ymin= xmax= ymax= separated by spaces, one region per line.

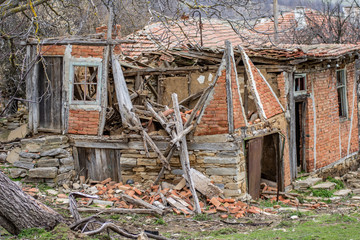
xmin=9 ymin=135 xmax=75 ymax=186
xmin=315 ymin=153 xmax=359 ymax=180
xmin=75 ymin=140 xmax=247 ymax=198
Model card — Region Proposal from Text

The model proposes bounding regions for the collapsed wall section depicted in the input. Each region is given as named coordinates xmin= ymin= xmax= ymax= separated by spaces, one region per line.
xmin=72 ymin=139 xmax=247 ymax=198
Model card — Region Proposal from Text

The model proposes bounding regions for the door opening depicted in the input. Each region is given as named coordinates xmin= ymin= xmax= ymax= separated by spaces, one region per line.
xmin=245 ymin=133 xmax=283 ymax=200
xmin=38 ymin=57 xmax=63 ymax=132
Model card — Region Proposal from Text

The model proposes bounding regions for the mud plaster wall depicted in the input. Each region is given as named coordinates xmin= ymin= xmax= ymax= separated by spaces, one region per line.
xmin=161 ymin=76 xmax=188 ymax=106
xmin=304 ymin=63 xmax=359 ymax=171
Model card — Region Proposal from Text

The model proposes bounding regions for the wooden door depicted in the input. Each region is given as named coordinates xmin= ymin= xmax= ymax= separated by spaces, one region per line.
xmin=247 ymin=137 xmax=263 ymax=200
xmin=38 ymin=57 xmax=63 ymax=132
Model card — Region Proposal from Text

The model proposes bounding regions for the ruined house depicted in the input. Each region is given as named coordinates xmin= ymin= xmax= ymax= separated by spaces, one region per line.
xmin=22 ymin=21 xmax=360 ymax=199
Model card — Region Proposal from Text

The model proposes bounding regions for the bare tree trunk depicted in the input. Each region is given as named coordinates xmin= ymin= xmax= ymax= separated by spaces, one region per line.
xmin=0 ymin=171 xmax=64 ymax=235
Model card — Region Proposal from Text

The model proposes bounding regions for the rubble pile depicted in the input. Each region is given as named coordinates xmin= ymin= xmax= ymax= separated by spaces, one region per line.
xmin=23 ymin=177 xmax=262 ymax=219
xmin=0 ymin=109 xmax=27 ymax=131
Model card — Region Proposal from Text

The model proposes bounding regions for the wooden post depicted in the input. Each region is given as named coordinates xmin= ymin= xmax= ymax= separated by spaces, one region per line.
xmin=98 ymin=6 xmax=113 ymax=136
xmin=26 ymin=45 xmax=34 ymax=132
xmin=31 ymin=46 xmax=39 ymax=134
xmin=225 ymin=41 xmax=234 ymax=134
xmin=172 ymin=93 xmax=201 ymax=214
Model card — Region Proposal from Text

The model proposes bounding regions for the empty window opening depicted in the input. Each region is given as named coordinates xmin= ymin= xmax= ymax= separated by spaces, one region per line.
xmin=294 ymin=74 xmax=306 ymax=93
xmin=336 ymin=69 xmax=347 ymax=118
xmin=73 ymin=65 xmax=98 ymax=102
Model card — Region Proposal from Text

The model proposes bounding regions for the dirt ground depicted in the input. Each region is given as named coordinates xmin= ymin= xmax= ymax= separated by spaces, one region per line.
xmin=1 ymin=184 xmax=360 ymax=240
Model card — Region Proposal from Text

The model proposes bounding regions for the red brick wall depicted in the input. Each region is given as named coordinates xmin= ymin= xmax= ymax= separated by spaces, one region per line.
xmin=276 ymin=73 xmax=287 ymax=107
xmin=68 ymin=109 xmax=100 ymax=135
xmin=248 ymin=60 xmax=283 ymax=119
xmin=195 ymin=59 xmax=247 ymax=136
xmin=305 ymin=63 xmax=359 ymax=171
xmin=195 ymin=69 xmax=228 ymax=136
xmin=231 ymin=62 xmax=246 ymax=130
xmin=71 ymin=46 xmax=104 ymax=58
xmin=40 ymin=45 xmax=66 ymax=56
xmin=40 ymin=45 xmax=104 ymax=58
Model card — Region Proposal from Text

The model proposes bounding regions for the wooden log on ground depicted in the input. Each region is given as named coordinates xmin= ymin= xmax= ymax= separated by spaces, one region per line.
xmin=121 ymin=194 xmax=164 ymax=215
xmin=0 ymin=171 xmax=64 ymax=235
xmin=77 ymin=208 xmax=161 ymax=215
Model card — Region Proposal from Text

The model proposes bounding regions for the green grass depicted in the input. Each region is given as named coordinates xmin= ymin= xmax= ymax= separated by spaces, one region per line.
xmin=37 ymin=183 xmax=53 ymax=192
xmin=327 ymin=177 xmax=345 ymax=190
xmin=173 ymin=213 xmax=360 ymax=240
xmin=310 ymin=188 xmax=335 ymax=198
xmin=193 ymin=213 xmax=212 ymax=221
xmin=154 ymin=217 xmax=166 ymax=225
xmin=259 ymin=199 xmax=288 ymax=208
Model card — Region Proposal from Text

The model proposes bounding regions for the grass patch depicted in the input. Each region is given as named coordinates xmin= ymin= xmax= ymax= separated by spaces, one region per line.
xmin=310 ymin=188 xmax=334 ymax=198
xmin=259 ymin=199 xmax=288 ymax=208
xmin=327 ymin=177 xmax=345 ymax=190
xmin=193 ymin=213 xmax=212 ymax=221
xmin=37 ymin=183 xmax=53 ymax=192
xmin=154 ymin=217 xmax=166 ymax=225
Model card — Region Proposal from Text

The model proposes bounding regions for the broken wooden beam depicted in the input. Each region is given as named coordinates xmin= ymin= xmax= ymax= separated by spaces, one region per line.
xmin=121 ymin=194 xmax=164 ymax=215
xmin=187 ymin=168 xmax=223 ymax=199
xmin=76 ymin=207 xmax=161 ymax=215
xmin=172 ymin=93 xmax=201 ymax=214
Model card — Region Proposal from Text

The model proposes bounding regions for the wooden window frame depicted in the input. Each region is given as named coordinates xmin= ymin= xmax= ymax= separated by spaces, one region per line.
xmin=336 ymin=69 xmax=348 ymax=118
xmin=294 ymin=73 xmax=307 ymax=96
xmin=69 ymin=61 xmax=102 ymax=106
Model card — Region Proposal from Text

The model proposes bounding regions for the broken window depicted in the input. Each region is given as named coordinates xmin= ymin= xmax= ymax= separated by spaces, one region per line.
xmin=336 ymin=69 xmax=347 ymax=118
xmin=72 ymin=65 xmax=100 ymax=102
xmin=294 ymin=74 xmax=306 ymax=94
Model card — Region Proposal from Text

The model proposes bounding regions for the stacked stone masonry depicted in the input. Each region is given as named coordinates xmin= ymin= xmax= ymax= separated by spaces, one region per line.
xmin=117 ymin=143 xmax=247 ymax=198
xmin=9 ymin=135 xmax=75 ymax=187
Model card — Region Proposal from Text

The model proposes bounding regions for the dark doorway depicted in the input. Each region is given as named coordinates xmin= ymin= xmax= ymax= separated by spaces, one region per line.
xmin=246 ymin=133 xmax=283 ymax=200
xmin=38 ymin=57 xmax=63 ymax=132
xmin=295 ymin=101 xmax=306 ymax=172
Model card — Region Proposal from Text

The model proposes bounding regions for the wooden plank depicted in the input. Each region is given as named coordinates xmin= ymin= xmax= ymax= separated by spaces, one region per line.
xmin=247 ymin=137 xmax=263 ymax=200
xmin=95 ymin=149 xmax=103 ymax=181
xmin=287 ymin=71 xmax=297 ymax=180
xmin=225 ymin=41 xmax=234 ymax=134
xmin=167 ymin=197 xmax=193 ymax=215
xmin=74 ymin=141 xmax=129 ymax=149
xmin=77 ymin=208 xmax=161 ymax=215
xmin=100 ymin=149 xmax=109 ymax=180
xmin=115 ymin=150 xmax=122 ymax=182
xmin=98 ymin=45 xmax=110 ymax=136
xmin=187 ymin=168 xmax=223 ymax=199
xmin=38 ymin=57 xmax=63 ymax=131
xmin=111 ymin=54 xmax=134 ymax=126
xmin=72 ymin=147 xmax=80 ymax=172
xmin=86 ymin=148 xmax=95 ymax=180
xmin=172 ymin=93 xmax=201 ymax=214
xmin=26 ymin=38 xmax=134 ymax=45
xmin=179 ymin=89 xmax=204 ymax=106
xmin=121 ymin=194 xmax=164 ymax=215
xmin=26 ymin=45 xmax=33 ymax=132
xmin=31 ymin=46 xmax=39 ymax=133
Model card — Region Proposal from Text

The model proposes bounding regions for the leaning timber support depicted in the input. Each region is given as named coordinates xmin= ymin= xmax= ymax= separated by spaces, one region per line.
xmin=172 ymin=93 xmax=201 ymax=214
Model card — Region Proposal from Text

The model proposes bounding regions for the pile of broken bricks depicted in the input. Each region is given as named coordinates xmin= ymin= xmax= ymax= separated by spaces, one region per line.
xmin=22 ymin=175 xmax=263 ymax=219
